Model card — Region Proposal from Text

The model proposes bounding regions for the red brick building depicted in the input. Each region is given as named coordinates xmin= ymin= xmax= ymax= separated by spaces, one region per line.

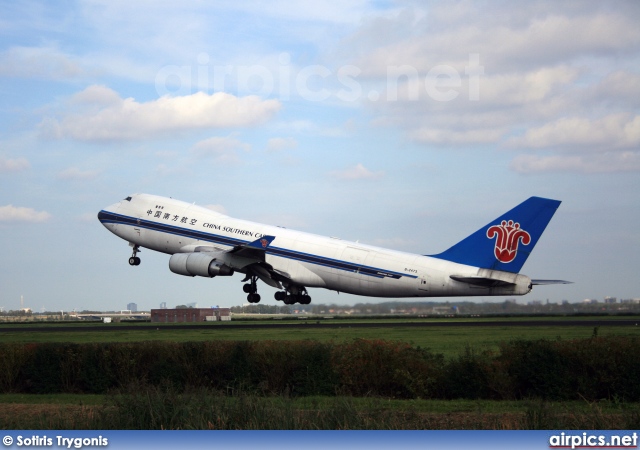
xmin=150 ymin=308 xmax=231 ymax=323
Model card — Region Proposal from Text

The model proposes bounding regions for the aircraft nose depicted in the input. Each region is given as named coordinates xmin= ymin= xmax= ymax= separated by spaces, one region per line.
xmin=97 ymin=201 xmax=121 ymax=226
xmin=97 ymin=209 xmax=109 ymax=223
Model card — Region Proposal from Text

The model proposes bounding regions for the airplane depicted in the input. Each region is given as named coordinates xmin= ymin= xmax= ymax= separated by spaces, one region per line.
xmin=97 ymin=194 xmax=569 ymax=305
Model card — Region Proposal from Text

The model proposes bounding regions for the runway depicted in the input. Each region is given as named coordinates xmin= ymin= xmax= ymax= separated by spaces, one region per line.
xmin=0 ymin=318 xmax=638 ymax=333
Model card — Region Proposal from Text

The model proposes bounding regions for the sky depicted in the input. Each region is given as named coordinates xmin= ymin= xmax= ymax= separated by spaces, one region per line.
xmin=1 ymin=0 xmax=639 ymax=312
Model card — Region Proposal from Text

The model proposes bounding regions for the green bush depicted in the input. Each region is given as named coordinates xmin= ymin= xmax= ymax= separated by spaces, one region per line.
xmin=498 ymin=339 xmax=574 ymax=400
xmin=1 ymin=337 xmax=638 ymax=401
xmin=331 ymin=339 xmax=443 ymax=398
xmin=437 ymin=347 xmax=492 ymax=399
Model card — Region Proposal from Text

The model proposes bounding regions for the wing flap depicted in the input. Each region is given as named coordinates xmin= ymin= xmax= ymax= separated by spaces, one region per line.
xmin=248 ymin=263 xmax=282 ymax=289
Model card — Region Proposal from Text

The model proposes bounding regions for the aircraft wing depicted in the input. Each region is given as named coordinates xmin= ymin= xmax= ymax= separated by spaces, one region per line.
xmin=220 ymin=235 xmax=284 ymax=289
xmin=171 ymin=235 xmax=282 ymax=288
xmin=531 ymin=279 xmax=573 ymax=285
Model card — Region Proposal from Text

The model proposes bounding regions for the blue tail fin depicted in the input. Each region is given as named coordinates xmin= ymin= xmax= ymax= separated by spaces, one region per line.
xmin=430 ymin=197 xmax=561 ymax=273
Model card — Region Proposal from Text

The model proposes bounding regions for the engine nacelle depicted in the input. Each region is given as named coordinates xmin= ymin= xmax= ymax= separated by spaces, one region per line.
xmin=169 ymin=253 xmax=234 ymax=278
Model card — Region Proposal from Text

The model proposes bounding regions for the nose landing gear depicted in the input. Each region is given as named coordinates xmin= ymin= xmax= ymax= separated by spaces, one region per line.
xmin=128 ymin=245 xmax=141 ymax=266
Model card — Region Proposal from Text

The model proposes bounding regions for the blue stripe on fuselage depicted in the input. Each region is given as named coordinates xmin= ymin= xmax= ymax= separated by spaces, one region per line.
xmin=98 ymin=210 xmax=415 ymax=280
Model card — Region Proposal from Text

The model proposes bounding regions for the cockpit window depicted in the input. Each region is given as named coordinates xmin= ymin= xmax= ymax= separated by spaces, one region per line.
xmin=124 ymin=196 xmax=132 ymax=201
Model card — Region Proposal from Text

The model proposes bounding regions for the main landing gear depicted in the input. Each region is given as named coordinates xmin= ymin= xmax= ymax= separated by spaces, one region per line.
xmin=241 ymin=276 xmax=312 ymax=305
xmin=128 ymin=245 xmax=141 ymax=266
xmin=274 ymin=286 xmax=311 ymax=305
xmin=243 ymin=276 xmax=261 ymax=303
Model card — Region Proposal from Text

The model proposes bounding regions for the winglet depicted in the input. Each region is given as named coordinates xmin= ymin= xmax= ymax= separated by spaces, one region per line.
xmin=227 ymin=235 xmax=276 ymax=261
xmin=246 ymin=235 xmax=276 ymax=249
xmin=228 ymin=235 xmax=275 ymax=254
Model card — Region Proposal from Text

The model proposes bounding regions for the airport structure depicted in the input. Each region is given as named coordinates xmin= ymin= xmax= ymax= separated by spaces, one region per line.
xmin=150 ymin=307 xmax=231 ymax=323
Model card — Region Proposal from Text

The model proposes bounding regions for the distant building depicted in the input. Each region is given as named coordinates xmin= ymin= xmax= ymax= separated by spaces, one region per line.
xmin=431 ymin=306 xmax=457 ymax=315
xmin=127 ymin=302 xmax=138 ymax=312
xmin=186 ymin=302 xmax=198 ymax=308
xmin=604 ymin=297 xmax=617 ymax=304
xmin=159 ymin=302 xmax=167 ymax=309
xmin=150 ymin=307 xmax=231 ymax=322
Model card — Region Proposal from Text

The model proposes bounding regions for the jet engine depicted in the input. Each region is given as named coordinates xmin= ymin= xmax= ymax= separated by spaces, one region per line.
xmin=169 ymin=252 xmax=234 ymax=277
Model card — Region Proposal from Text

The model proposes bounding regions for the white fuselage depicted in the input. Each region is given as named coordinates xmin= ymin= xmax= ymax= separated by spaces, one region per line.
xmin=99 ymin=194 xmax=531 ymax=298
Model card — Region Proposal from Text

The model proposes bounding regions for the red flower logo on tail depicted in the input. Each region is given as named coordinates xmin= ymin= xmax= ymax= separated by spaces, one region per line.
xmin=486 ymin=220 xmax=531 ymax=263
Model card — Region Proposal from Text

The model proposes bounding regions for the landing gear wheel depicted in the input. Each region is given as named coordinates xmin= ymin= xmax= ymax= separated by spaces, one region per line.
xmin=128 ymin=245 xmax=141 ymax=266
xmin=243 ymin=284 xmax=253 ymax=293
xmin=279 ymin=286 xmax=311 ymax=305
xmin=247 ymin=293 xmax=261 ymax=303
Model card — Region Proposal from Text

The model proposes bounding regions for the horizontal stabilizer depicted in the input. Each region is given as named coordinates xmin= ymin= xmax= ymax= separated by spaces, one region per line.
xmin=531 ymin=279 xmax=573 ymax=285
xmin=450 ymin=275 xmax=515 ymax=288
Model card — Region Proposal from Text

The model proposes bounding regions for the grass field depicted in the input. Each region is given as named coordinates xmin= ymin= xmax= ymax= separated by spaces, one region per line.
xmin=2 ymin=315 xmax=639 ymax=429
xmin=1 ymin=315 xmax=638 ymax=358
xmin=1 ymin=392 xmax=639 ymax=430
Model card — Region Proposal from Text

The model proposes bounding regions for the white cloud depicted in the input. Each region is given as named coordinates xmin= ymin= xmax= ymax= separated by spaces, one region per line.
xmin=71 ymin=84 xmax=122 ymax=107
xmin=352 ymin=7 xmax=640 ymax=76
xmin=478 ymin=66 xmax=579 ymax=106
xmin=267 ymin=137 xmax=298 ymax=152
xmin=40 ymin=86 xmax=281 ymax=142
xmin=587 ymin=71 xmax=640 ymax=108
xmin=508 ymin=114 xmax=640 ymax=150
xmin=510 ymin=152 xmax=640 ymax=174
xmin=192 ymin=135 xmax=252 ymax=164
xmin=0 ymin=46 xmax=85 ymax=80
xmin=330 ymin=163 xmax=384 ymax=180
xmin=0 ymin=157 xmax=30 ymax=173
xmin=372 ymin=65 xmax=576 ymax=146
xmin=57 ymin=167 xmax=100 ymax=181
xmin=343 ymin=3 xmax=640 ymax=176
xmin=0 ymin=205 xmax=52 ymax=223
xmin=409 ymin=127 xmax=506 ymax=145
xmin=377 ymin=65 xmax=578 ymax=108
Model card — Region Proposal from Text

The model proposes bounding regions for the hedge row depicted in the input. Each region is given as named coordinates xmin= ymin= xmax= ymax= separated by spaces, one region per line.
xmin=1 ymin=337 xmax=638 ymax=400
